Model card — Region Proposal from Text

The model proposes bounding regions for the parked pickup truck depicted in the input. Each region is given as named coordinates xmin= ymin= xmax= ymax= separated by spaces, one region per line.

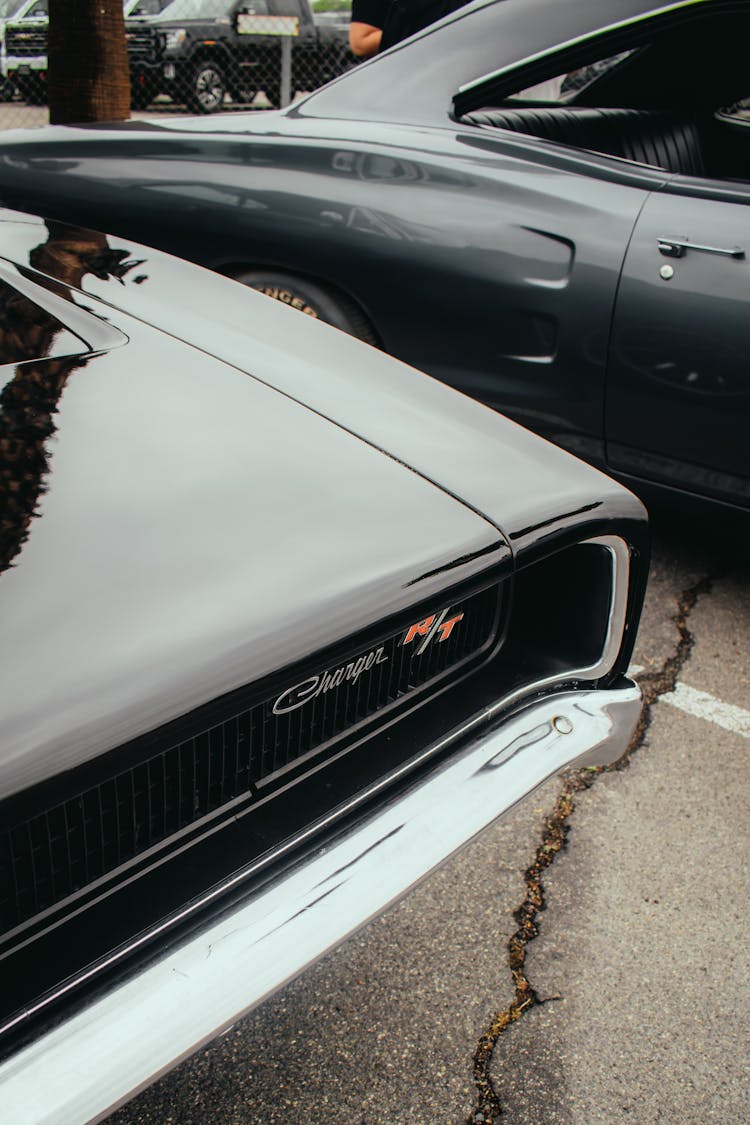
xmin=127 ymin=0 xmax=355 ymax=112
xmin=0 ymin=0 xmax=33 ymax=100
xmin=2 ymin=0 xmax=47 ymax=104
xmin=4 ymin=0 xmax=166 ymax=104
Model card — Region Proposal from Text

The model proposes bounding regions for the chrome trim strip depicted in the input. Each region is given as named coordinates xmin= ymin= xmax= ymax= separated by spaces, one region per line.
xmin=0 ymin=682 xmax=641 ymax=1125
xmin=457 ymin=0 xmax=704 ymax=96
xmin=493 ymin=534 xmax=630 ymax=715
xmin=571 ymin=534 xmax=629 ymax=681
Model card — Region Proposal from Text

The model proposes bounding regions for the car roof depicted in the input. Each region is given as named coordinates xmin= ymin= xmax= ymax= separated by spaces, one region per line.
xmin=298 ymin=0 xmax=723 ymax=125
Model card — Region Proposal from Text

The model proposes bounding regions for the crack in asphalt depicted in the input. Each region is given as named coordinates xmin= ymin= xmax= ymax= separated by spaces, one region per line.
xmin=465 ymin=573 xmax=716 ymax=1125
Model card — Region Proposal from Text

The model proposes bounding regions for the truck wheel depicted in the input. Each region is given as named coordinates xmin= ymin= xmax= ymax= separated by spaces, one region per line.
xmin=188 ymin=62 xmax=226 ymax=114
xmin=234 ymin=270 xmax=379 ymax=345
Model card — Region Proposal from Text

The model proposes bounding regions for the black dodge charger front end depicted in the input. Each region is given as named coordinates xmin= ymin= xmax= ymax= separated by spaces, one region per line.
xmin=0 ymin=210 xmax=647 ymax=1122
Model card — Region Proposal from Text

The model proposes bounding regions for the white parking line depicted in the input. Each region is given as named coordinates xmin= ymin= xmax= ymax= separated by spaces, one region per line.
xmin=660 ymin=682 xmax=750 ymax=739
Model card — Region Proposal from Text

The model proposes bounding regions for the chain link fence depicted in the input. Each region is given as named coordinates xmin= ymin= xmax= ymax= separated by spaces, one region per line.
xmin=5 ymin=7 xmax=747 ymax=134
xmin=0 ymin=0 xmax=356 ymax=129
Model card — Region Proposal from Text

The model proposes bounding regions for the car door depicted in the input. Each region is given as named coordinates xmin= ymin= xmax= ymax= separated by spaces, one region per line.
xmin=606 ymin=181 xmax=750 ymax=506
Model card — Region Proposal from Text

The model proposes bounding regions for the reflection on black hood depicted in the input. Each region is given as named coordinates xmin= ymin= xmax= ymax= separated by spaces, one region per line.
xmin=0 ymin=222 xmax=144 ymax=573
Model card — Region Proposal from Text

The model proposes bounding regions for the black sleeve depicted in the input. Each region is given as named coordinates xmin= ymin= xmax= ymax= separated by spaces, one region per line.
xmin=381 ymin=0 xmax=470 ymax=50
xmin=350 ymin=0 xmax=389 ymax=28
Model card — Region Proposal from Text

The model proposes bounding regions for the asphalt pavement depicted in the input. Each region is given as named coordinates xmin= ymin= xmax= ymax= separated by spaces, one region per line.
xmin=104 ymin=509 xmax=750 ymax=1125
xmin=487 ymin=523 xmax=750 ymax=1124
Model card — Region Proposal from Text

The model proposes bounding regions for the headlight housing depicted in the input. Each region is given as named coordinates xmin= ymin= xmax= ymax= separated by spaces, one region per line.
xmin=164 ymin=28 xmax=187 ymax=50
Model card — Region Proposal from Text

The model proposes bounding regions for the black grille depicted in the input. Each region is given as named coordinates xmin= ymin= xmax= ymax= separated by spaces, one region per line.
xmin=5 ymin=29 xmax=47 ymax=57
xmin=1 ymin=583 xmax=501 ymax=938
xmin=126 ymin=27 xmax=160 ymax=63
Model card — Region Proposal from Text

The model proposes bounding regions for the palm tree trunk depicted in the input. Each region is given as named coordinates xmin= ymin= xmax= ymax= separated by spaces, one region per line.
xmin=48 ymin=0 xmax=131 ymax=124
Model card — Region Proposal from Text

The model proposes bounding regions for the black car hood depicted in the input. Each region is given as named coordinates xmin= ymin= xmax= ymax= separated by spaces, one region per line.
xmin=0 ymin=211 xmax=640 ymax=550
xmin=0 ymin=212 xmax=510 ymax=797
xmin=0 ymin=211 xmax=643 ymax=796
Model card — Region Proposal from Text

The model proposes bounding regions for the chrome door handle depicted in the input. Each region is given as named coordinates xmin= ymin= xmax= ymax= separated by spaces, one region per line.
xmin=657 ymin=237 xmax=745 ymax=260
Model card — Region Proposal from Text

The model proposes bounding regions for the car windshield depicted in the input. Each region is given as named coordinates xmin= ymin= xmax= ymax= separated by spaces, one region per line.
xmin=19 ymin=0 xmax=46 ymax=16
xmin=155 ymin=0 xmax=232 ymax=18
xmin=0 ymin=0 xmax=25 ymax=18
xmin=126 ymin=0 xmax=166 ymax=13
xmin=559 ymin=50 xmax=635 ymax=98
xmin=504 ymin=49 xmax=636 ymax=103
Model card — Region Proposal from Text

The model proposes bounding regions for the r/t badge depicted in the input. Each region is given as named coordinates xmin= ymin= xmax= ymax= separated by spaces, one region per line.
xmin=401 ymin=608 xmax=464 ymax=655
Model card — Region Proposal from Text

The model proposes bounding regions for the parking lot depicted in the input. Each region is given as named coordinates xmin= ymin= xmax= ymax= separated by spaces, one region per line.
xmin=102 ymin=508 xmax=749 ymax=1125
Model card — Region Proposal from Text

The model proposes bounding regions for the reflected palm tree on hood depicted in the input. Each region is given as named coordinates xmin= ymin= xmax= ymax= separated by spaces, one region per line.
xmin=0 ymin=221 xmax=145 ymax=572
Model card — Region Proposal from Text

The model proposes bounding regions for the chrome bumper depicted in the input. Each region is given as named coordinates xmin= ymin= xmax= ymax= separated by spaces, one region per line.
xmin=0 ymin=682 xmax=641 ymax=1125
xmin=5 ymin=57 xmax=46 ymax=72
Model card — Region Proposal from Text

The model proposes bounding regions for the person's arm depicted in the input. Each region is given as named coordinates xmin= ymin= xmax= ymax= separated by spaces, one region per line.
xmin=349 ymin=0 xmax=386 ymax=56
xmin=349 ymin=21 xmax=382 ymax=56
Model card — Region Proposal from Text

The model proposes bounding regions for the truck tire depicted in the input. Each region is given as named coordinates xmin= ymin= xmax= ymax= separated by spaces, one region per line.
xmin=234 ymin=270 xmax=379 ymax=345
xmin=187 ymin=61 xmax=227 ymax=113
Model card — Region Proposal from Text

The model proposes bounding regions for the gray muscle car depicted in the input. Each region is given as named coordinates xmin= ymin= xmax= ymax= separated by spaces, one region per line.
xmin=0 ymin=0 xmax=746 ymax=512
xmin=0 ymin=209 xmax=647 ymax=1122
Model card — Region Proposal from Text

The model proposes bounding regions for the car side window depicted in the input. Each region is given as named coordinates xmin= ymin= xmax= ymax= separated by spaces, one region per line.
xmin=458 ymin=21 xmax=750 ymax=187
